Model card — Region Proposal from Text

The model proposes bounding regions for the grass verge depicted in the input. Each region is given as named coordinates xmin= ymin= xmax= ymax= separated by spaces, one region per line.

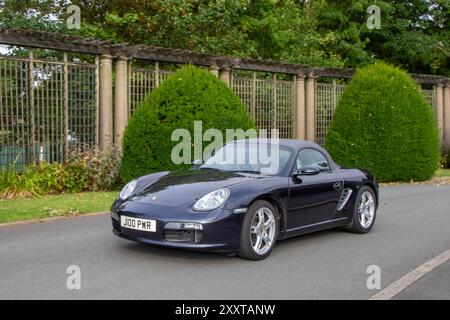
xmin=0 ymin=192 xmax=117 ymax=224
xmin=434 ymin=169 xmax=450 ymax=178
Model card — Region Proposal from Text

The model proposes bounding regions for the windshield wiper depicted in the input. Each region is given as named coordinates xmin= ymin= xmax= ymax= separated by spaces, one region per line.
xmin=233 ymin=170 xmax=261 ymax=174
xmin=199 ymin=167 xmax=262 ymax=174
xmin=197 ymin=167 xmax=228 ymax=172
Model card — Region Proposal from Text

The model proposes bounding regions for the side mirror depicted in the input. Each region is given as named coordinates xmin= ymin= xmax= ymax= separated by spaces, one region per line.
xmin=301 ymin=165 xmax=321 ymax=175
xmin=293 ymin=165 xmax=320 ymax=178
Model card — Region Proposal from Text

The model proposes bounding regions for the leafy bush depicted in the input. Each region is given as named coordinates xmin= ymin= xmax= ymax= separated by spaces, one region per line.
xmin=0 ymin=147 xmax=121 ymax=198
xmin=1 ymin=162 xmax=72 ymax=197
xmin=121 ymin=65 xmax=255 ymax=182
xmin=22 ymin=162 xmax=78 ymax=194
xmin=325 ymin=62 xmax=440 ymax=182
xmin=68 ymin=146 xmax=122 ymax=191
xmin=0 ymin=168 xmax=20 ymax=198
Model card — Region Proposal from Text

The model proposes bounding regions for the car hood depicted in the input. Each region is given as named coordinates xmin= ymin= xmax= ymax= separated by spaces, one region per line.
xmin=131 ymin=169 xmax=262 ymax=206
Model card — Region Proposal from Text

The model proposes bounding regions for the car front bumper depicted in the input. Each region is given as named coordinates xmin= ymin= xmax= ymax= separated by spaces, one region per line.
xmin=111 ymin=199 xmax=245 ymax=253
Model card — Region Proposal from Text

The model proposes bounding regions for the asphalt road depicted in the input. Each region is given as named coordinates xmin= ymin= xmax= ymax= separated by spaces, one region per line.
xmin=1 ymin=184 xmax=450 ymax=300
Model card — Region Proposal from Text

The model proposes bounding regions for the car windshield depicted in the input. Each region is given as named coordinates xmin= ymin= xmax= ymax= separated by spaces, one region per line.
xmin=198 ymin=142 xmax=292 ymax=175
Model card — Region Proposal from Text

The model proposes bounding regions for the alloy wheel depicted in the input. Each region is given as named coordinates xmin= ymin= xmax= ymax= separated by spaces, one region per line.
xmin=250 ymin=207 xmax=276 ymax=255
xmin=358 ymin=190 xmax=375 ymax=229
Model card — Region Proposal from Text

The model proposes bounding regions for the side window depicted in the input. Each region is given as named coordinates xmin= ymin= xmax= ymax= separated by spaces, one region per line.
xmin=296 ymin=149 xmax=331 ymax=172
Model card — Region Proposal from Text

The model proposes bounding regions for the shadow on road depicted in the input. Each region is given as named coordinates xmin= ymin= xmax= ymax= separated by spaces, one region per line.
xmin=116 ymin=241 xmax=231 ymax=261
xmin=113 ymin=227 xmax=351 ymax=262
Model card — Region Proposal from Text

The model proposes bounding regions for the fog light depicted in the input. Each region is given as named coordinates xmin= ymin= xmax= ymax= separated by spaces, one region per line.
xmin=182 ymin=223 xmax=203 ymax=230
xmin=164 ymin=222 xmax=203 ymax=231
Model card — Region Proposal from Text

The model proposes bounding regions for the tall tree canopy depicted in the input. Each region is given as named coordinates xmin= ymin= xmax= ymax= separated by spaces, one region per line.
xmin=0 ymin=0 xmax=448 ymax=75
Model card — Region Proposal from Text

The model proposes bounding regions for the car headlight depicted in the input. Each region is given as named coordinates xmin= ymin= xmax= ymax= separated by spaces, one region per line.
xmin=119 ymin=179 xmax=137 ymax=200
xmin=193 ymin=188 xmax=230 ymax=211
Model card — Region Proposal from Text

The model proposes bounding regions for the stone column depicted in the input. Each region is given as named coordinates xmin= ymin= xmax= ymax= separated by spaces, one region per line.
xmin=219 ymin=67 xmax=231 ymax=87
xmin=209 ymin=64 xmax=219 ymax=78
xmin=436 ymin=84 xmax=444 ymax=148
xmin=295 ymin=72 xmax=306 ymax=140
xmin=98 ymin=54 xmax=113 ymax=150
xmin=305 ymin=72 xmax=316 ymax=142
xmin=114 ymin=57 xmax=128 ymax=152
xmin=443 ymin=83 xmax=450 ymax=152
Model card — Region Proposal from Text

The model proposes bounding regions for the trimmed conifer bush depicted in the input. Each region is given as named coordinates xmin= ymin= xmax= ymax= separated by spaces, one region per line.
xmin=325 ymin=62 xmax=440 ymax=182
xmin=121 ymin=65 xmax=255 ymax=182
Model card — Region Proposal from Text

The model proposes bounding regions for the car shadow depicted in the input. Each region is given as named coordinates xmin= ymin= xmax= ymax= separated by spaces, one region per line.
xmin=275 ymin=227 xmax=346 ymax=248
xmin=114 ymin=227 xmax=351 ymax=261
xmin=116 ymin=240 xmax=233 ymax=261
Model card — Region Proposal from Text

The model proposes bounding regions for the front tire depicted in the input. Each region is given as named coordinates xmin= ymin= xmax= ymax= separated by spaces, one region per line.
xmin=348 ymin=185 xmax=377 ymax=233
xmin=238 ymin=200 xmax=279 ymax=260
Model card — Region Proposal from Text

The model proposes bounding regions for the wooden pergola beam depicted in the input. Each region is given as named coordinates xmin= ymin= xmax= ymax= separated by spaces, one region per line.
xmin=0 ymin=28 xmax=108 ymax=54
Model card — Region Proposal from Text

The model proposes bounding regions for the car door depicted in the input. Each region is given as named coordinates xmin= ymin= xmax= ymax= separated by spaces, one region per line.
xmin=286 ymin=148 xmax=343 ymax=229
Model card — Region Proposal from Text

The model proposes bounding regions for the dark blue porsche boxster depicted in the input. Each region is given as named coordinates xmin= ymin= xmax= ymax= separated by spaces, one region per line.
xmin=111 ymin=139 xmax=378 ymax=260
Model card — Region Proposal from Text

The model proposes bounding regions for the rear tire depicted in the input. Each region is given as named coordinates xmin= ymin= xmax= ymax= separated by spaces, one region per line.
xmin=238 ymin=200 xmax=279 ymax=260
xmin=348 ymin=185 xmax=377 ymax=233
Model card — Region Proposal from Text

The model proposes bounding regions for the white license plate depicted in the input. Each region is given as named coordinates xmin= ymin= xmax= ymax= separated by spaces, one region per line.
xmin=120 ymin=215 xmax=156 ymax=232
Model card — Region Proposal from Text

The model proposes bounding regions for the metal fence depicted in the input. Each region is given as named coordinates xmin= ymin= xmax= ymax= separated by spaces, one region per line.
xmin=128 ymin=66 xmax=173 ymax=115
xmin=68 ymin=62 xmax=98 ymax=148
xmin=421 ymin=89 xmax=437 ymax=118
xmin=232 ymin=76 xmax=294 ymax=139
xmin=315 ymin=82 xmax=346 ymax=146
xmin=127 ymin=69 xmax=296 ymax=139
xmin=0 ymin=53 xmax=97 ymax=170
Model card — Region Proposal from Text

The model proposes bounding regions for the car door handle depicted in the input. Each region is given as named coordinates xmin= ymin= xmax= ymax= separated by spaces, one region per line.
xmin=332 ymin=182 xmax=343 ymax=190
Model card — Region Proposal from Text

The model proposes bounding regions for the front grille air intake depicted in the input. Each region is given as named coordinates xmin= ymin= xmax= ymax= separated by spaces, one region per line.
xmin=164 ymin=230 xmax=202 ymax=243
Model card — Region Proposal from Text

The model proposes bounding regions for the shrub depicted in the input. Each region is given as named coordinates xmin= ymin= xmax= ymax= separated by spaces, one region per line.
xmin=68 ymin=146 xmax=122 ymax=191
xmin=0 ymin=147 xmax=121 ymax=198
xmin=1 ymin=162 xmax=75 ymax=197
xmin=121 ymin=65 xmax=256 ymax=182
xmin=0 ymin=168 xmax=22 ymax=198
xmin=325 ymin=62 xmax=440 ymax=182
xmin=22 ymin=162 xmax=73 ymax=194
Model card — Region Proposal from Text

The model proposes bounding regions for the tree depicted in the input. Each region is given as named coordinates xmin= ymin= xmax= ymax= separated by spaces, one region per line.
xmin=325 ymin=62 xmax=440 ymax=182
xmin=0 ymin=0 xmax=66 ymax=32
xmin=360 ymin=0 xmax=450 ymax=75
xmin=1 ymin=0 xmax=448 ymax=75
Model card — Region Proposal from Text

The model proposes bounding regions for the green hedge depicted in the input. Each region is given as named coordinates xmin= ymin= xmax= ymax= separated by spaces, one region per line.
xmin=325 ymin=62 xmax=440 ymax=182
xmin=121 ymin=65 xmax=255 ymax=182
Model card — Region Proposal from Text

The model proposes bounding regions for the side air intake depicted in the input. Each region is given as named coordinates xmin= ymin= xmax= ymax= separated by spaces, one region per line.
xmin=336 ymin=188 xmax=353 ymax=211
